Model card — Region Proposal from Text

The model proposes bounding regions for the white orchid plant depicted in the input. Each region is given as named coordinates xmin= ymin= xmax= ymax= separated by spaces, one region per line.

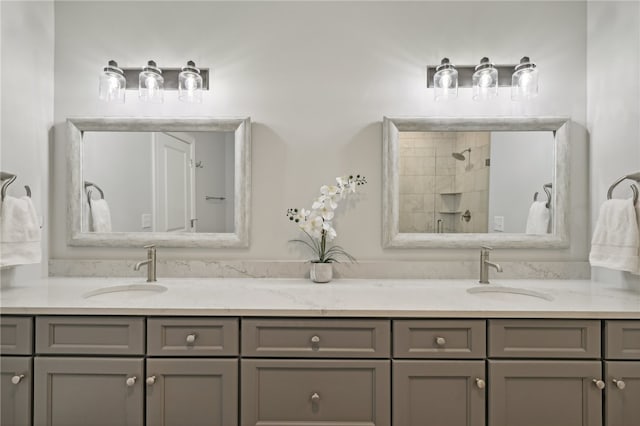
xmin=287 ymin=174 xmax=367 ymax=263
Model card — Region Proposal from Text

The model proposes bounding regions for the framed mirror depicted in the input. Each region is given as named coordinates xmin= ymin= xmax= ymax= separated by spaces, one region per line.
xmin=382 ymin=116 xmax=570 ymax=248
xmin=67 ymin=117 xmax=251 ymax=247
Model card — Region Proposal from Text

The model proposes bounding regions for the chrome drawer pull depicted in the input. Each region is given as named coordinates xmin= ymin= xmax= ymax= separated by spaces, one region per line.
xmin=126 ymin=376 xmax=137 ymax=387
xmin=612 ymin=379 xmax=626 ymax=390
xmin=11 ymin=374 xmax=24 ymax=385
xmin=475 ymin=378 xmax=486 ymax=389
xmin=435 ymin=336 xmax=446 ymax=346
xmin=311 ymin=392 xmax=320 ymax=402
xmin=592 ymin=379 xmax=605 ymax=390
xmin=146 ymin=376 xmax=157 ymax=386
xmin=186 ymin=333 xmax=197 ymax=344
xmin=310 ymin=335 xmax=320 ymax=344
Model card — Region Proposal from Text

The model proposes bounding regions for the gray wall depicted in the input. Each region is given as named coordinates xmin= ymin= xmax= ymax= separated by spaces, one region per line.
xmin=0 ymin=0 xmax=54 ymax=283
xmin=488 ymin=132 xmax=554 ymax=234
xmin=587 ymin=1 xmax=640 ymax=286
xmin=49 ymin=1 xmax=589 ymax=264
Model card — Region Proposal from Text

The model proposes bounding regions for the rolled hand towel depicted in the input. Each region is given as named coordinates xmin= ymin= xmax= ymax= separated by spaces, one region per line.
xmin=589 ymin=198 xmax=640 ymax=273
xmin=89 ymin=198 xmax=112 ymax=232
xmin=0 ymin=195 xmax=42 ymax=267
xmin=525 ymin=201 xmax=550 ymax=234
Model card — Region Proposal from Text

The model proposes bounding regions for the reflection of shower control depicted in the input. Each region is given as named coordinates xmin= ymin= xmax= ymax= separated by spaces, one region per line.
xmin=461 ymin=210 xmax=472 ymax=222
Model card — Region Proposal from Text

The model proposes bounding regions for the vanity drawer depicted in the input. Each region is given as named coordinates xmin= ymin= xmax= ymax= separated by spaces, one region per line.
xmin=393 ymin=319 xmax=486 ymax=359
xmin=241 ymin=319 xmax=391 ymax=358
xmin=605 ymin=320 xmax=640 ymax=359
xmin=35 ymin=316 xmax=144 ymax=355
xmin=147 ymin=317 xmax=238 ymax=356
xmin=241 ymin=359 xmax=390 ymax=426
xmin=488 ymin=319 xmax=601 ymax=358
xmin=0 ymin=316 xmax=33 ymax=355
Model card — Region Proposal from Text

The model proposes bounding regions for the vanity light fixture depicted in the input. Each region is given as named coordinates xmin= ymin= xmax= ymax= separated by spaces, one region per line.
xmin=178 ymin=60 xmax=203 ymax=103
xmin=472 ymin=57 xmax=498 ymax=101
xmin=433 ymin=58 xmax=458 ymax=101
xmin=427 ymin=56 xmax=539 ymax=101
xmin=138 ymin=60 xmax=164 ymax=103
xmin=98 ymin=60 xmax=126 ymax=103
xmin=511 ymin=56 xmax=538 ymax=101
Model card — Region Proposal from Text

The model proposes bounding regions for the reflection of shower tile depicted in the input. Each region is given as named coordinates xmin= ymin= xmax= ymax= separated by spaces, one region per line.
xmin=412 ymin=212 xmax=429 ymax=232
xmin=475 ymin=168 xmax=489 ymax=191
xmin=436 ymin=175 xmax=454 ymax=193
xmin=414 ymin=147 xmax=435 ymax=157
xmin=399 ymin=194 xmax=424 ymax=213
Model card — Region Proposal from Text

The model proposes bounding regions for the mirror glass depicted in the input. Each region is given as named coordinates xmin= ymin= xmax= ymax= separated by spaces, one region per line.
xmin=398 ymin=131 xmax=554 ymax=234
xmin=82 ymin=131 xmax=235 ymax=233
xmin=67 ymin=117 xmax=250 ymax=248
xmin=383 ymin=117 xmax=570 ymax=248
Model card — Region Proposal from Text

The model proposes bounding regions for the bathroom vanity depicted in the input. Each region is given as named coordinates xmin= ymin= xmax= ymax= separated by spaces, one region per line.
xmin=1 ymin=278 xmax=639 ymax=426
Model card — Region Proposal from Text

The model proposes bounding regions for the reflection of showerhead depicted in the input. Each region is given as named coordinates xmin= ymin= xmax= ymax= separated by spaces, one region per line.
xmin=452 ymin=148 xmax=471 ymax=161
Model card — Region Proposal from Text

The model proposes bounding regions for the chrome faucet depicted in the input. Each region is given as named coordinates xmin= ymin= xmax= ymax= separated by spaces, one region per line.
xmin=134 ymin=245 xmax=157 ymax=282
xmin=479 ymin=246 xmax=502 ymax=284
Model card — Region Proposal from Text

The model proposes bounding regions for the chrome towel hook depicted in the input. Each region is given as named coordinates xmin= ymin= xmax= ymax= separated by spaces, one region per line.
xmin=1 ymin=171 xmax=32 ymax=200
xmin=607 ymin=172 xmax=640 ymax=205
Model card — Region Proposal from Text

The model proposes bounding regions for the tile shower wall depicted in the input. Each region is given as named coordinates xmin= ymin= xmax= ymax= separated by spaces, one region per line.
xmin=48 ymin=1 xmax=590 ymax=271
xmin=399 ymin=132 xmax=490 ymax=234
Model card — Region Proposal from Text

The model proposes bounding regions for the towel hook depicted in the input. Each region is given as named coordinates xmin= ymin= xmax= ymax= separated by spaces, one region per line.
xmin=1 ymin=171 xmax=31 ymax=200
xmin=84 ymin=181 xmax=105 ymax=202
xmin=533 ymin=183 xmax=552 ymax=209
xmin=607 ymin=172 xmax=640 ymax=205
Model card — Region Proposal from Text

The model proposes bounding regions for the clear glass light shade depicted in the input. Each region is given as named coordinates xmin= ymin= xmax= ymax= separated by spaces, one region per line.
xmin=139 ymin=61 xmax=164 ymax=103
xmin=472 ymin=58 xmax=498 ymax=101
xmin=178 ymin=61 xmax=203 ymax=103
xmin=98 ymin=61 xmax=125 ymax=103
xmin=511 ymin=57 xmax=538 ymax=101
xmin=433 ymin=58 xmax=458 ymax=101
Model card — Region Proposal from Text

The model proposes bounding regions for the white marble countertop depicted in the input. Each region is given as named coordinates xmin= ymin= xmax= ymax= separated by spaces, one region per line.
xmin=1 ymin=277 xmax=639 ymax=318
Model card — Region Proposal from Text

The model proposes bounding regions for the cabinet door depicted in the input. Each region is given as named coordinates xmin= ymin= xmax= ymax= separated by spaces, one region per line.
xmin=1 ymin=357 xmax=32 ymax=426
xmin=241 ymin=359 xmax=390 ymax=426
xmin=489 ymin=360 xmax=603 ymax=426
xmin=34 ymin=357 xmax=144 ymax=426
xmin=605 ymin=361 xmax=640 ymax=426
xmin=146 ymin=358 xmax=238 ymax=426
xmin=393 ymin=360 xmax=485 ymax=426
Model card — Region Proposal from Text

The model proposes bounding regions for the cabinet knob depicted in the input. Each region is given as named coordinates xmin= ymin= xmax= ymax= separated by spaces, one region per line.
xmin=11 ymin=374 xmax=24 ymax=385
xmin=592 ymin=379 xmax=605 ymax=390
xmin=310 ymin=335 xmax=320 ymax=344
xmin=126 ymin=376 xmax=137 ymax=387
xmin=612 ymin=379 xmax=626 ymax=390
xmin=186 ymin=333 xmax=197 ymax=344
xmin=146 ymin=376 xmax=157 ymax=386
xmin=311 ymin=392 xmax=320 ymax=402
xmin=435 ymin=336 xmax=446 ymax=346
xmin=475 ymin=378 xmax=486 ymax=389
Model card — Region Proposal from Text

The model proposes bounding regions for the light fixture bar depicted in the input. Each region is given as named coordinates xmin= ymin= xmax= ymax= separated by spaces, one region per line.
xmin=120 ymin=67 xmax=210 ymax=90
xmin=427 ymin=64 xmax=515 ymax=88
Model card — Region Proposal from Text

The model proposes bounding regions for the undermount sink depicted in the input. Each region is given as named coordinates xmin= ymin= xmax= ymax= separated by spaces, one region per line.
xmin=467 ymin=285 xmax=554 ymax=302
xmin=83 ymin=284 xmax=168 ymax=301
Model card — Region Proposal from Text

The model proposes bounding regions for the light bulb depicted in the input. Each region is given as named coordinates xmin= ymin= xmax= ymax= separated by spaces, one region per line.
xmin=478 ymin=72 xmax=493 ymax=88
xmin=440 ymin=73 xmax=452 ymax=89
xmin=519 ymin=72 xmax=532 ymax=89
xmin=184 ymin=75 xmax=197 ymax=91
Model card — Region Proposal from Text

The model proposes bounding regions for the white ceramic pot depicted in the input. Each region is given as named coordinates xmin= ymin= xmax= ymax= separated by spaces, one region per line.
xmin=309 ymin=262 xmax=333 ymax=283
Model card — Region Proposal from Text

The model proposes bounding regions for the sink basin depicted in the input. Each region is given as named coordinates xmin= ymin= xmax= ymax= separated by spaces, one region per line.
xmin=467 ymin=285 xmax=554 ymax=301
xmin=83 ymin=284 xmax=168 ymax=301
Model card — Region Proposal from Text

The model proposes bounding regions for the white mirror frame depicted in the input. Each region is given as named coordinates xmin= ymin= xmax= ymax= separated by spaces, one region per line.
xmin=382 ymin=116 xmax=570 ymax=248
xmin=67 ymin=117 xmax=251 ymax=248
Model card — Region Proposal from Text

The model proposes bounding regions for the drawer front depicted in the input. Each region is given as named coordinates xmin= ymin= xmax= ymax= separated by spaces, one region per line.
xmin=489 ymin=319 xmax=601 ymax=359
xmin=35 ymin=316 xmax=145 ymax=355
xmin=0 ymin=317 xmax=33 ymax=355
xmin=1 ymin=356 xmax=32 ymax=426
xmin=241 ymin=359 xmax=390 ymax=426
xmin=393 ymin=320 xmax=486 ymax=359
xmin=147 ymin=317 xmax=238 ymax=356
xmin=242 ymin=319 xmax=391 ymax=358
xmin=605 ymin=320 xmax=640 ymax=359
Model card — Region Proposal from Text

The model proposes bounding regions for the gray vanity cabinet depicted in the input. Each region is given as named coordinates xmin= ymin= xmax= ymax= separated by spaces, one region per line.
xmin=604 ymin=362 xmax=640 ymax=426
xmin=393 ymin=361 xmax=485 ymax=426
xmin=1 ymin=356 xmax=32 ymax=426
xmin=146 ymin=358 xmax=238 ymax=426
xmin=33 ymin=357 xmax=144 ymax=426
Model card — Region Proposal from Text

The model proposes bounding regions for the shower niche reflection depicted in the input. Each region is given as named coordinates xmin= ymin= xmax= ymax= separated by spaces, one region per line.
xmin=398 ymin=130 xmax=554 ymax=234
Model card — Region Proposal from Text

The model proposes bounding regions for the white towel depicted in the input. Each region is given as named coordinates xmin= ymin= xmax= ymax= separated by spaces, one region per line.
xmin=589 ymin=198 xmax=640 ymax=273
xmin=89 ymin=198 xmax=112 ymax=232
xmin=0 ymin=196 xmax=42 ymax=267
xmin=525 ymin=201 xmax=550 ymax=234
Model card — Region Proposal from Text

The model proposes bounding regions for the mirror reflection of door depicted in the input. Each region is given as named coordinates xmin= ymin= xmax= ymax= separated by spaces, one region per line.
xmin=152 ymin=132 xmax=195 ymax=233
